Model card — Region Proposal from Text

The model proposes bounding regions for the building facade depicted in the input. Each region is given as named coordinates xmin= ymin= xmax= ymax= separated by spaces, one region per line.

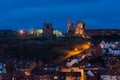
xmin=75 ymin=21 xmax=86 ymax=37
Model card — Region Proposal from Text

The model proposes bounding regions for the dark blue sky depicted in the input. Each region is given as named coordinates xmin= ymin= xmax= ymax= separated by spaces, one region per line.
xmin=0 ymin=0 xmax=120 ymax=32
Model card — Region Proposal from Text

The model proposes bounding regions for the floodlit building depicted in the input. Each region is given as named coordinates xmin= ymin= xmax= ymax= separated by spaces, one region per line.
xmin=33 ymin=29 xmax=63 ymax=37
xmin=53 ymin=30 xmax=63 ymax=37
xmin=33 ymin=29 xmax=43 ymax=37
xmin=67 ymin=17 xmax=86 ymax=37
xmin=75 ymin=21 xmax=86 ymax=37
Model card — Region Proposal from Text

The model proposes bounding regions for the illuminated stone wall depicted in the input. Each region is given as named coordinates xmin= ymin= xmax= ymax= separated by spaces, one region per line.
xmin=33 ymin=29 xmax=43 ymax=37
xmin=75 ymin=21 xmax=86 ymax=37
xmin=33 ymin=29 xmax=63 ymax=37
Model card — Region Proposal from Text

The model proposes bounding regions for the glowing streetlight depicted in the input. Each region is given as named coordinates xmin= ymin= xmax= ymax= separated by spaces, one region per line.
xmin=19 ymin=30 xmax=24 ymax=35
xmin=25 ymin=71 xmax=30 ymax=76
xmin=74 ymin=48 xmax=78 ymax=51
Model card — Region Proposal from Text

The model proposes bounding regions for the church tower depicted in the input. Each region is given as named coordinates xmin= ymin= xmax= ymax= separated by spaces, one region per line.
xmin=67 ymin=17 xmax=71 ymax=33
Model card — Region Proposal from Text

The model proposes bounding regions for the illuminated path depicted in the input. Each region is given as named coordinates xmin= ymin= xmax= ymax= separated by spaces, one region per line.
xmin=58 ymin=42 xmax=91 ymax=62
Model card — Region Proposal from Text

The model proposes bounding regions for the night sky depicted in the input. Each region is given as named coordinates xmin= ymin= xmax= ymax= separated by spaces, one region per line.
xmin=0 ymin=0 xmax=120 ymax=32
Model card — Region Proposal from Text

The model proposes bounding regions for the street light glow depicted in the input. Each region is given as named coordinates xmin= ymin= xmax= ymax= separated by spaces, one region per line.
xmin=74 ymin=48 xmax=78 ymax=51
xmin=19 ymin=30 xmax=24 ymax=34
xmin=25 ymin=71 xmax=30 ymax=76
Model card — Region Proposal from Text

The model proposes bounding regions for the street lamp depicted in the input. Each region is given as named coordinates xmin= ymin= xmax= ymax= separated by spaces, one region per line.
xmin=19 ymin=30 xmax=24 ymax=35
